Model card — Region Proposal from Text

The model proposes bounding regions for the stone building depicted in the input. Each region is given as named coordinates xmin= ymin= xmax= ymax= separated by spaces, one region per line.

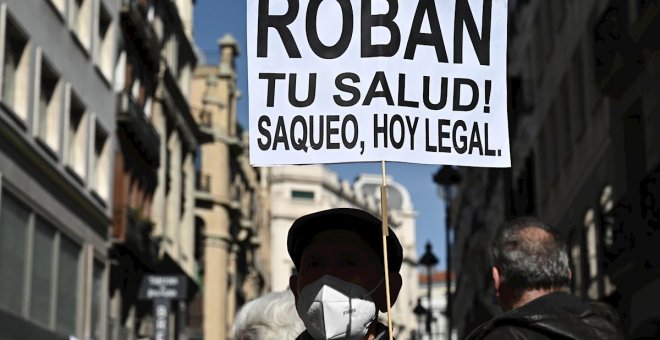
xmin=449 ymin=0 xmax=660 ymax=338
xmin=416 ymin=271 xmax=455 ymax=340
xmin=108 ymin=0 xmax=202 ymax=339
xmin=190 ymin=34 xmax=272 ymax=340
xmin=269 ymin=165 xmax=420 ymax=340
xmin=0 ymin=0 xmax=117 ymax=338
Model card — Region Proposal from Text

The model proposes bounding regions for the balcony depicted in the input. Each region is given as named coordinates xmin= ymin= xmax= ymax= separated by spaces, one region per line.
xmin=120 ymin=0 xmax=160 ymax=71
xmin=195 ymin=172 xmax=213 ymax=205
xmin=117 ymin=91 xmax=160 ymax=167
xmin=112 ymin=205 xmax=160 ymax=269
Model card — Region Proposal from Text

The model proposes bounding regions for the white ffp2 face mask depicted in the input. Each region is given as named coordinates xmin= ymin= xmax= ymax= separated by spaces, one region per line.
xmin=295 ymin=275 xmax=383 ymax=340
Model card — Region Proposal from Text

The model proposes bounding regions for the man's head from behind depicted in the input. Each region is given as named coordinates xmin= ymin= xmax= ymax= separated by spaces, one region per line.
xmin=490 ymin=217 xmax=571 ymax=311
xmin=287 ymin=208 xmax=403 ymax=339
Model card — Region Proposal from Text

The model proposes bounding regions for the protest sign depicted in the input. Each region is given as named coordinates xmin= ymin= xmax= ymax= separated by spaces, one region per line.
xmin=247 ymin=0 xmax=510 ymax=167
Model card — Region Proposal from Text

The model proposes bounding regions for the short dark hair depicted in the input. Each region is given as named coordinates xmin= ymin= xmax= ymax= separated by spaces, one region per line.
xmin=490 ymin=217 xmax=570 ymax=291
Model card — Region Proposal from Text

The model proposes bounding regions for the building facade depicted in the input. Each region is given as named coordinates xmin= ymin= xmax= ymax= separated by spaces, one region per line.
xmin=450 ymin=0 xmax=660 ymax=338
xmin=416 ymin=271 xmax=455 ymax=340
xmin=269 ymin=165 xmax=419 ymax=340
xmin=108 ymin=0 xmax=201 ymax=339
xmin=191 ymin=34 xmax=272 ymax=340
xmin=0 ymin=0 xmax=117 ymax=338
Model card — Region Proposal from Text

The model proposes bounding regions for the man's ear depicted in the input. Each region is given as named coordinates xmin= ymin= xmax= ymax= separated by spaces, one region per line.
xmin=492 ymin=267 xmax=501 ymax=293
xmin=289 ymin=275 xmax=299 ymax=300
xmin=374 ymin=273 xmax=403 ymax=313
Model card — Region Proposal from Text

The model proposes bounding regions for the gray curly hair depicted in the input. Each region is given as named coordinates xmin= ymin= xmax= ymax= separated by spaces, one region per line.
xmin=230 ymin=290 xmax=305 ymax=340
xmin=490 ymin=217 xmax=571 ymax=291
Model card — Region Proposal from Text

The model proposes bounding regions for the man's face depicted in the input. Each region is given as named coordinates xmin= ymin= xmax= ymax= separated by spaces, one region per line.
xmin=291 ymin=229 xmax=383 ymax=295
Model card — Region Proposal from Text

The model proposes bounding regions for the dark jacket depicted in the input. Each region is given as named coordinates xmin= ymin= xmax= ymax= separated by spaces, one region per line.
xmin=465 ymin=292 xmax=624 ymax=340
xmin=295 ymin=322 xmax=393 ymax=340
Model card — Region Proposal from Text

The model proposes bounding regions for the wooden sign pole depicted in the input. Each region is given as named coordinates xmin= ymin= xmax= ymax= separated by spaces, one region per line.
xmin=380 ymin=160 xmax=394 ymax=340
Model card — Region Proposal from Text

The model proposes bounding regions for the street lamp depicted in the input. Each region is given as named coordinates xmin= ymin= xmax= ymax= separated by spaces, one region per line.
xmin=419 ymin=242 xmax=439 ymax=340
xmin=413 ymin=298 xmax=427 ymax=340
xmin=432 ymin=166 xmax=461 ymax=340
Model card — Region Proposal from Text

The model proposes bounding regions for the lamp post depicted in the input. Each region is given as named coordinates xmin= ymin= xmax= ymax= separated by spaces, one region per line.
xmin=413 ymin=298 xmax=427 ymax=340
xmin=419 ymin=242 xmax=439 ymax=340
xmin=433 ymin=166 xmax=461 ymax=340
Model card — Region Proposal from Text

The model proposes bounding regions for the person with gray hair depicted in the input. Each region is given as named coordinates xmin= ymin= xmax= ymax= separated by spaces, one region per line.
xmin=466 ymin=217 xmax=624 ymax=340
xmin=230 ymin=290 xmax=305 ymax=340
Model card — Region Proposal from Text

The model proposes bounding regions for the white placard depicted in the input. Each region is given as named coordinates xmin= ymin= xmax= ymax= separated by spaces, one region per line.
xmin=247 ymin=0 xmax=510 ymax=167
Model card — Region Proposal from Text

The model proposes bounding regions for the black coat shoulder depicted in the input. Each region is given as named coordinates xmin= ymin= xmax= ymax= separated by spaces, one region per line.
xmin=466 ymin=292 xmax=624 ymax=340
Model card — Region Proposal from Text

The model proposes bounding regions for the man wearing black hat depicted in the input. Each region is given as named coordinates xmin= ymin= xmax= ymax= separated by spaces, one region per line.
xmin=287 ymin=208 xmax=403 ymax=340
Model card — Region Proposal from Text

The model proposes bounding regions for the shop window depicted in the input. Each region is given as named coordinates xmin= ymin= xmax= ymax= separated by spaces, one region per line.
xmin=30 ymin=219 xmax=56 ymax=326
xmin=90 ymin=261 xmax=104 ymax=340
xmin=56 ymin=235 xmax=81 ymax=335
xmin=0 ymin=191 xmax=30 ymax=313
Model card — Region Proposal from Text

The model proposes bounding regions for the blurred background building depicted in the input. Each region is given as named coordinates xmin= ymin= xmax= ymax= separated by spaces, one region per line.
xmin=108 ymin=0 xmax=202 ymax=339
xmin=0 ymin=0 xmax=117 ymax=338
xmin=415 ymin=271 xmax=454 ymax=340
xmin=449 ymin=0 xmax=660 ymax=338
xmin=190 ymin=33 xmax=272 ymax=340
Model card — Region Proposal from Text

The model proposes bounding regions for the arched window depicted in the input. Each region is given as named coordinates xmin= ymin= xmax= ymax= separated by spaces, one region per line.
xmin=584 ymin=209 xmax=599 ymax=299
xmin=599 ymin=185 xmax=614 ymax=248
xmin=598 ymin=185 xmax=617 ymax=296
xmin=569 ymin=229 xmax=583 ymax=297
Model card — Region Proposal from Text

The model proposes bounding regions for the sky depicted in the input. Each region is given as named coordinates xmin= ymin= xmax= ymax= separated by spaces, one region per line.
xmin=194 ymin=0 xmax=448 ymax=270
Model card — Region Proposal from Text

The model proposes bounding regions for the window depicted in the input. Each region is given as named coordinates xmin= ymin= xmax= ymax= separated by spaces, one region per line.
xmin=30 ymin=219 xmax=56 ymax=326
xmin=165 ymin=35 xmax=178 ymax=74
xmin=56 ymin=235 xmax=81 ymax=335
xmin=96 ymin=4 xmax=113 ymax=79
xmin=92 ymin=121 xmax=110 ymax=201
xmin=584 ymin=209 xmax=599 ymax=299
xmin=2 ymin=13 xmax=30 ymax=120
xmin=46 ymin=0 xmax=66 ymax=16
xmin=146 ymin=0 xmax=156 ymax=22
xmin=90 ymin=261 xmax=104 ymax=340
xmin=113 ymin=49 xmax=126 ymax=92
xmin=178 ymin=63 xmax=191 ymax=98
xmin=144 ymin=96 xmax=152 ymax=118
xmin=291 ymin=190 xmax=314 ymax=200
xmin=0 ymin=191 xmax=95 ymax=336
xmin=570 ymin=235 xmax=582 ymax=296
xmin=66 ymin=91 xmax=88 ymax=180
xmin=71 ymin=0 xmax=91 ymax=50
xmin=599 ymin=185 xmax=614 ymax=248
xmin=0 ymin=191 xmax=30 ymax=313
xmin=131 ymin=74 xmax=140 ymax=101
xmin=36 ymin=53 xmax=63 ymax=152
